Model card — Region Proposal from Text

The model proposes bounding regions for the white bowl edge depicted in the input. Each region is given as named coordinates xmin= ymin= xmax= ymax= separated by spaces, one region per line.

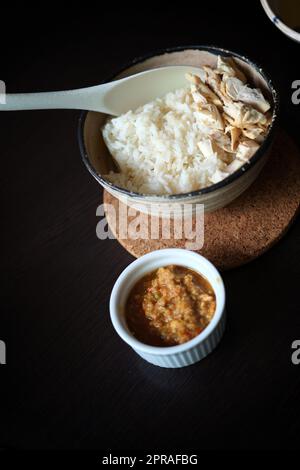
xmin=261 ymin=0 xmax=300 ymax=43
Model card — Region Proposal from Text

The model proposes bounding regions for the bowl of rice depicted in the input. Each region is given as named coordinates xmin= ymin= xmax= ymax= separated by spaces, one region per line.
xmin=78 ymin=46 xmax=279 ymax=215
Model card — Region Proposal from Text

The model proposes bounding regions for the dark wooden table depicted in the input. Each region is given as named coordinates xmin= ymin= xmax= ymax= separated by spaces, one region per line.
xmin=1 ymin=2 xmax=300 ymax=450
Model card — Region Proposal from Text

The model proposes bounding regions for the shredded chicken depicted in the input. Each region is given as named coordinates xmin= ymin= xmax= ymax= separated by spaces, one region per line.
xmin=184 ymin=56 xmax=271 ymax=183
xmin=236 ymin=139 xmax=260 ymax=161
xmin=224 ymin=76 xmax=271 ymax=113
xmin=216 ymin=56 xmax=247 ymax=83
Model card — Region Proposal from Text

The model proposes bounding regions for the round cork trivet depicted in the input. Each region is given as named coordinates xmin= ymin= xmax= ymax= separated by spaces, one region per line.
xmin=104 ymin=130 xmax=300 ymax=270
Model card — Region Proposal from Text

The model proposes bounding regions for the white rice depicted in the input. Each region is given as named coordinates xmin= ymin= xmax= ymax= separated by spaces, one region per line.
xmin=102 ymin=88 xmax=230 ymax=195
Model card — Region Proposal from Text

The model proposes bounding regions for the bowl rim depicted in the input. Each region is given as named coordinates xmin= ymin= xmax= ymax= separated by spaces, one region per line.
xmin=109 ymin=248 xmax=226 ymax=355
xmin=260 ymin=0 xmax=300 ymax=43
xmin=78 ymin=45 xmax=280 ymax=200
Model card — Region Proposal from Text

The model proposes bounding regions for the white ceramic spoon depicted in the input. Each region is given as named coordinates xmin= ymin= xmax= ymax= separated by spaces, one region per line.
xmin=0 ymin=66 xmax=205 ymax=116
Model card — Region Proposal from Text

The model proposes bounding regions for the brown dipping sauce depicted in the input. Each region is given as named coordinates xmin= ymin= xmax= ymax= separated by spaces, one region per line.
xmin=125 ymin=265 xmax=216 ymax=347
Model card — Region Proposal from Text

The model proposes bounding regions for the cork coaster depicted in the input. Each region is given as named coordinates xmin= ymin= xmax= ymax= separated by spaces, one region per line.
xmin=104 ymin=130 xmax=300 ymax=270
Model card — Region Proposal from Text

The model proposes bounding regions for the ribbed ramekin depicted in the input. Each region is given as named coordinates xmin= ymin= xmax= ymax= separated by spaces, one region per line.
xmin=109 ymin=249 xmax=226 ymax=368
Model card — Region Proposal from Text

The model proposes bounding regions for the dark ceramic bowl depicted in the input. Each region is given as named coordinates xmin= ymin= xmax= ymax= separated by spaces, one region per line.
xmin=78 ymin=46 xmax=279 ymax=215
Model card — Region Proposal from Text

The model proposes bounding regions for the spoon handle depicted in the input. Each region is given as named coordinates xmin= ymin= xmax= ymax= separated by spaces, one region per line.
xmin=0 ymin=84 xmax=112 ymax=113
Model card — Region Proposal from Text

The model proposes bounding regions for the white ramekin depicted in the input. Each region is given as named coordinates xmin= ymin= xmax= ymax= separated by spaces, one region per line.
xmin=109 ymin=249 xmax=226 ymax=368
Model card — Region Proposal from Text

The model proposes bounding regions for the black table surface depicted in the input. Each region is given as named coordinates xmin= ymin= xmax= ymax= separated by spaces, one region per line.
xmin=1 ymin=2 xmax=300 ymax=451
